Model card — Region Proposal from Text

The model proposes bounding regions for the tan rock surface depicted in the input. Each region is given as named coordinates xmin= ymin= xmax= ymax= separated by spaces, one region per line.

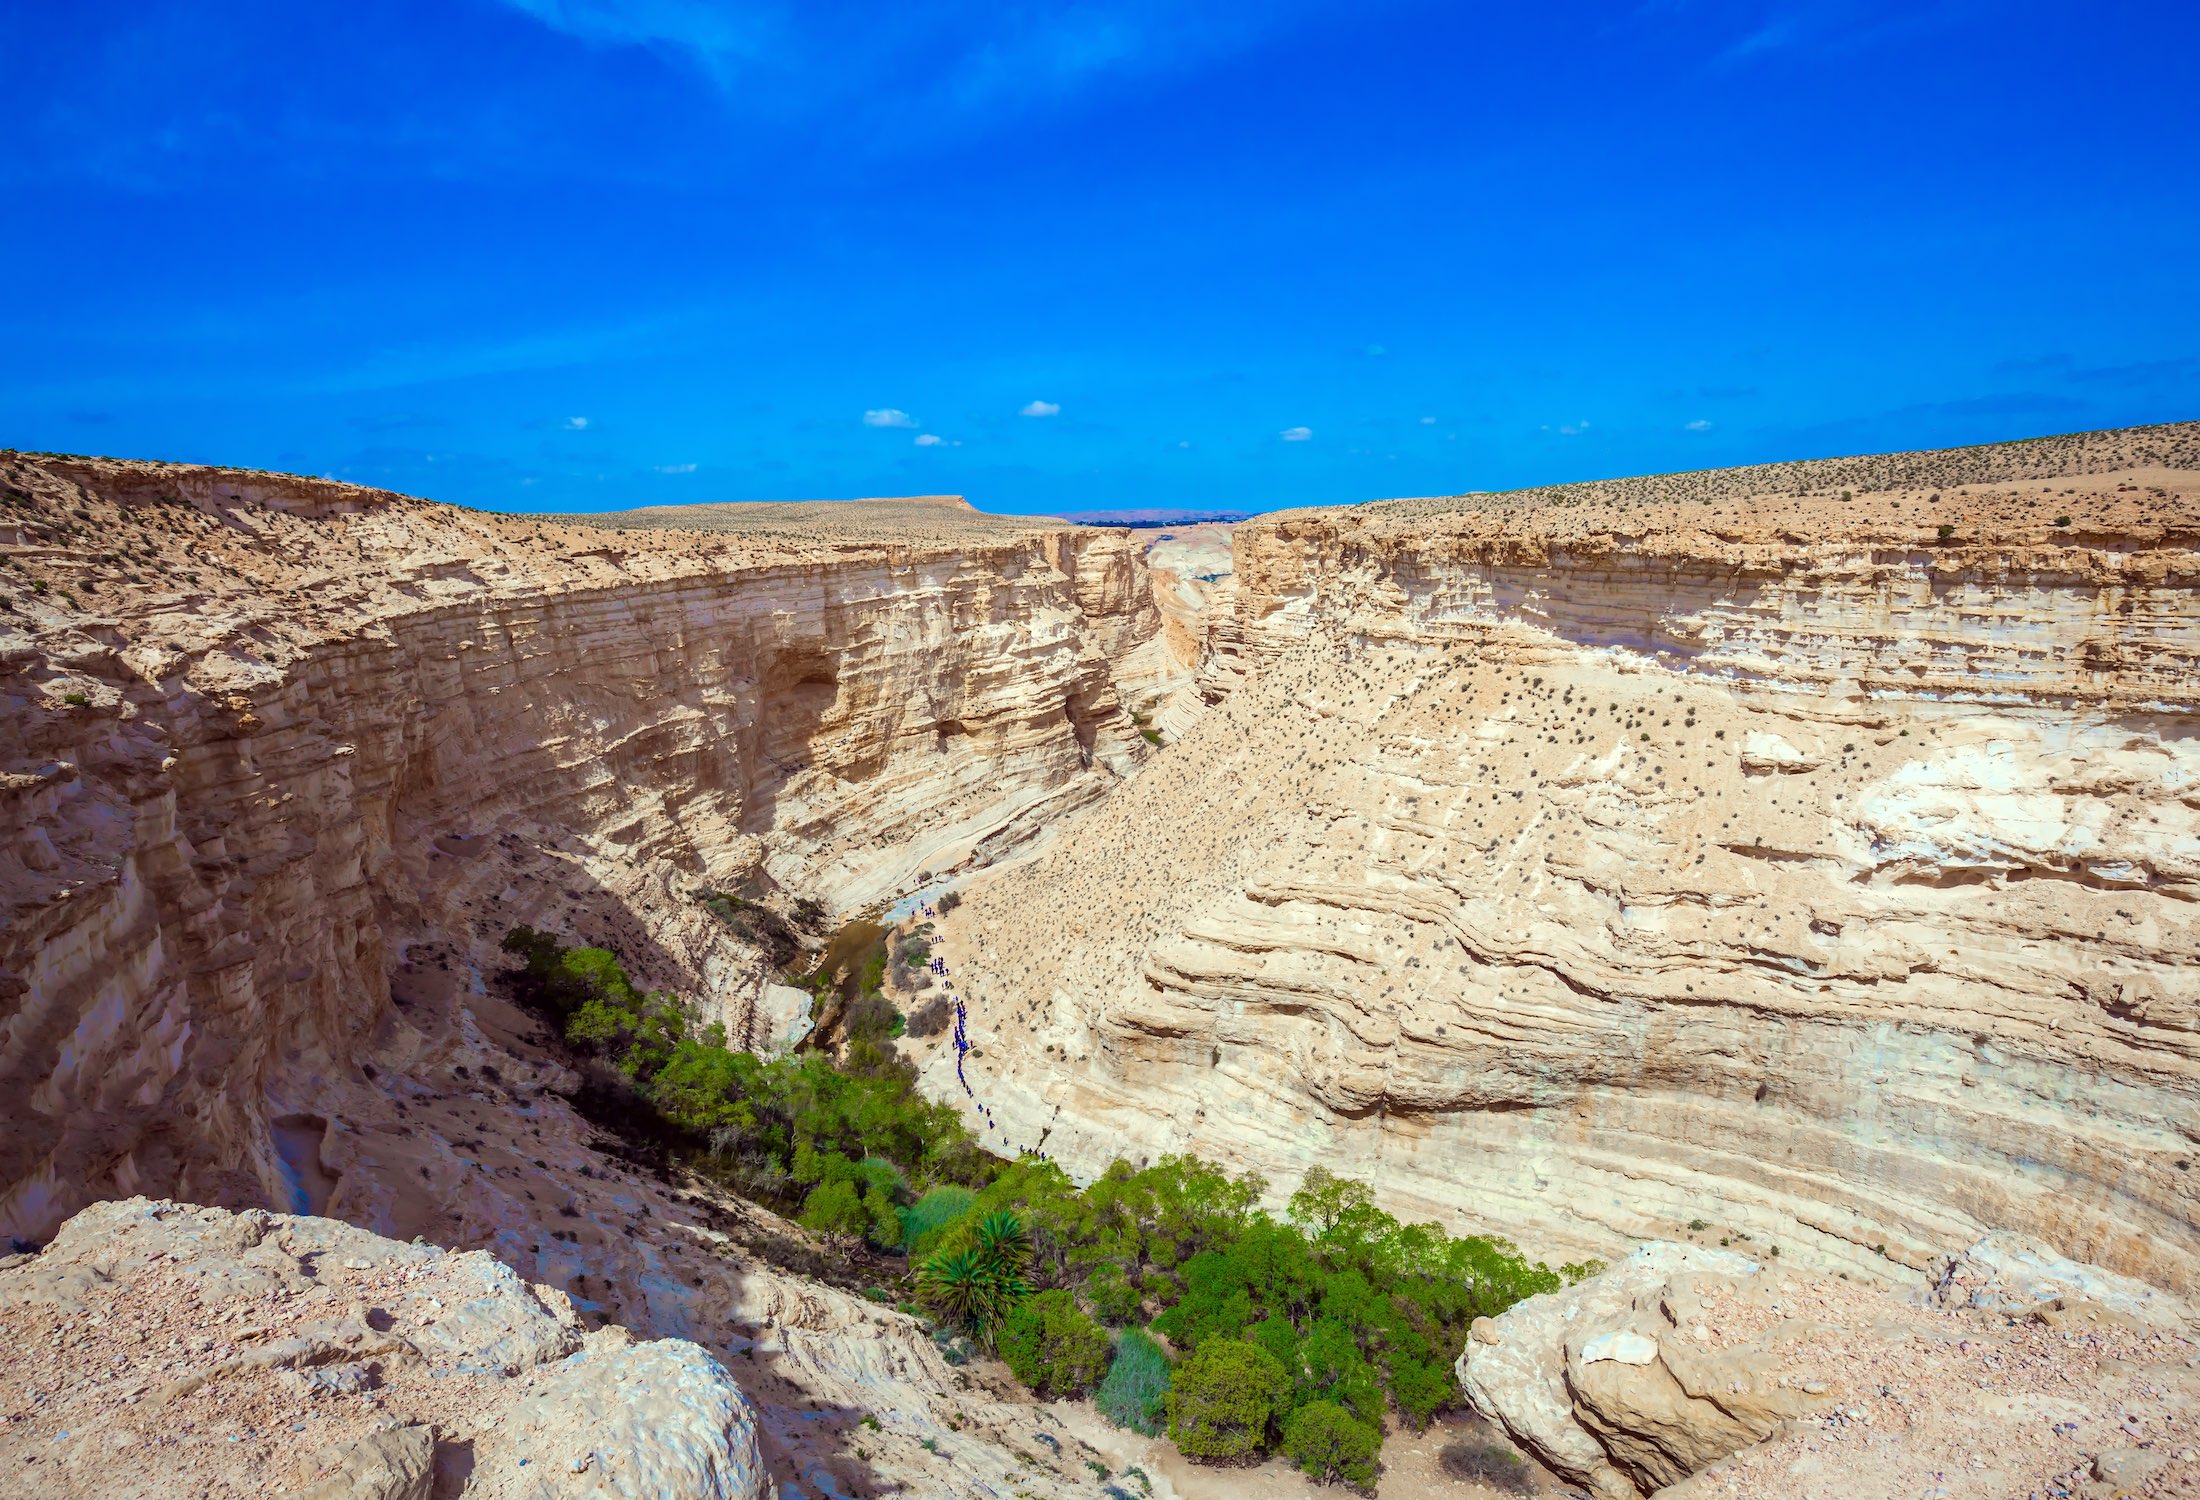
xmin=0 ymin=1196 xmax=766 ymax=1499
xmin=0 ymin=453 xmax=1153 ymax=1240
xmin=1462 ymin=1237 xmax=2199 ymax=1500
xmin=1114 ymin=523 xmax=1236 ymax=742
xmin=925 ymin=422 xmax=2200 ymax=1294
xmin=0 ymin=454 xmax=1168 ymax=1497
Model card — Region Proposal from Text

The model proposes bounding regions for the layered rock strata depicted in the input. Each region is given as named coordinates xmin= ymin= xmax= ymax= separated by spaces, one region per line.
xmin=926 ymin=422 xmax=2200 ymax=1295
xmin=0 ymin=456 xmax=1152 ymax=1241
xmin=0 ymin=456 xmax=1167 ymax=1497
xmin=1111 ymin=522 xmax=1236 ymax=741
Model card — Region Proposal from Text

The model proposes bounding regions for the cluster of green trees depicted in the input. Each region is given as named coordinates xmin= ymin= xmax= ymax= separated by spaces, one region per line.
xmin=906 ymin=1159 xmax=1590 ymax=1488
xmin=500 ymin=926 xmax=984 ymax=1242
xmin=502 ymin=927 xmax=1586 ymax=1491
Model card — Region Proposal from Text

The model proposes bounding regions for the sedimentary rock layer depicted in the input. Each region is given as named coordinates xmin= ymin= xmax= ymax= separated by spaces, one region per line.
xmin=0 ymin=455 xmax=1153 ymax=1244
xmin=928 ymin=422 xmax=2200 ymax=1293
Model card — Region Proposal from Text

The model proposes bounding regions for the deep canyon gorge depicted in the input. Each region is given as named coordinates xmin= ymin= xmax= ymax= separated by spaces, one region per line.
xmin=4 ymin=424 xmax=2199 ymax=1498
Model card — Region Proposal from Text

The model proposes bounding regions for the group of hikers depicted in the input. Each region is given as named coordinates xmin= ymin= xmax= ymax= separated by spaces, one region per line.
xmin=921 ymin=898 xmax=1051 ymax=1163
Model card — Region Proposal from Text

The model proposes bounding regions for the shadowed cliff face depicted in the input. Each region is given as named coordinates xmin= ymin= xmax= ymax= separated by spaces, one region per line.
xmin=928 ymin=423 xmax=2200 ymax=1294
xmin=0 ymin=457 xmax=1157 ymax=1245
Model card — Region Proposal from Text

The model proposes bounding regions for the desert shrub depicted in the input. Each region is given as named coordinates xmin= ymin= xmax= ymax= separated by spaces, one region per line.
xmin=1438 ymin=1440 xmax=1535 ymax=1494
xmin=904 ymin=994 xmax=952 ymax=1038
xmin=998 ymin=1290 xmax=1110 ymax=1397
xmin=1096 ymin=1329 xmax=1173 ymax=1436
xmin=899 ymin=1184 xmax=977 ymax=1256
xmin=1166 ymin=1339 xmax=1289 ymax=1462
xmin=799 ymin=1180 xmax=870 ymax=1246
xmin=1281 ymin=1400 xmax=1382 ymax=1491
xmin=500 ymin=929 xmax=982 ymax=1217
xmin=935 ymin=890 xmax=962 ymax=913
xmin=1083 ymin=1261 xmax=1143 ymax=1324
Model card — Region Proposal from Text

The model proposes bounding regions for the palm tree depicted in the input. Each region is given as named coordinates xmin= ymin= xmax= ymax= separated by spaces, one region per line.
xmin=974 ymin=1212 xmax=1031 ymax=1278
xmin=916 ymin=1248 xmax=992 ymax=1327
xmin=917 ymin=1212 xmax=1031 ymax=1344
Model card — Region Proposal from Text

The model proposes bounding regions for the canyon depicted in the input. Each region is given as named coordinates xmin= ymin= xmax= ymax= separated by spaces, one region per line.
xmin=934 ymin=423 xmax=2200 ymax=1298
xmin=3 ymin=423 xmax=2198 ymax=1497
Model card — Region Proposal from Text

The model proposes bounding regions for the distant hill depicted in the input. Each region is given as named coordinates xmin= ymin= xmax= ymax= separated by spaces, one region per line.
xmin=1055 ymin=506 xmax=1250 ymax=527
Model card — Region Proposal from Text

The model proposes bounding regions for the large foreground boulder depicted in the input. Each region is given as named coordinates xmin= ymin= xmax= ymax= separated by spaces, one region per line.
xmin=1457 ymin=1242 xmax=1820 ymax=1498
xmin=1461 ymin=1238 xmax=2200 ymax=1500
xmin=0 ymin=1198 xmax=769 ymax=1499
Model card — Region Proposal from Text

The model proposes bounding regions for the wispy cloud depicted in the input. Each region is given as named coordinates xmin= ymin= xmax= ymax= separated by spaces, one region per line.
xmin=1019 ymin=399 xmax=1061 ymax=417
xmin=1280 ymin=425 xmax=1312 ymax=442
xmin=1706 ymin=1 xmax=1980 ymax=73
xmin=654 ymin=461 xmax=697 ymax=473
xmin=863 ymin=407 xmax=916 ymax=428
xmin=492 ymin=1 xmax=1369 ymax=135
xmin=1684 ymin=418 xmax=1714 ymax=432
xmin=914 ymin=432 xmax=962 ymax=447
xmin=2063 ymin=356 xmax=2197 ymax=389
xmin=562 ymin=415 xmax=590 ymax=430
xmin=497 ymin=0 xmax=775 ymax=84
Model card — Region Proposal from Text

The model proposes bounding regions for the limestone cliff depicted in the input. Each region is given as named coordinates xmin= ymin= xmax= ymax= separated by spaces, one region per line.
xmin=927 ymin=421 xmax=2200 ymax=1295
xmin=0 ymin=455 xmax=1152 ymax=1242
xmin=0 ymin=454 xmax=1173 ymax=1498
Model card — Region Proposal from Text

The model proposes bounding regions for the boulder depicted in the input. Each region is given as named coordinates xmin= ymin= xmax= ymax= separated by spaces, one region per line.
xmin=1457 ymin=1242 xmax=1828 ymax=1499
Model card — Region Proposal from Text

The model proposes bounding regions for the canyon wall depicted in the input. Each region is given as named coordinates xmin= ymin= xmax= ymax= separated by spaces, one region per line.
xmin=928 ymin=423 xmax=2200 ymax=1294
xmin=0 ymin=457 xmax=1154 ymax=1246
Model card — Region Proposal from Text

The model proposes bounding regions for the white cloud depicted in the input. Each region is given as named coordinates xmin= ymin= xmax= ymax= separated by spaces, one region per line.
xmin=1557 ymin=419 xmax=1591 ymax=437
xmin=1019 ymin=399 xmax=1061 ymax=417
xmin=1684 ymin=418 xmax=1714 ymax=432
xmin=563 ymin=416 xmax=589 ymax=430
xmin=655 ymin=462 xmax=697 ymax=473
xmin=1280 ymin=426 xmax=1312 ymax=442
xmin=864 ymin=408 xmax=917 ymax=428
xmin=1418 ymin=415 xmax=1437 ymax=425
xmin=1176 ymin=440 xmax=1192 ymax=449
xmin=914 ymin=433 xmax=945 ymax=447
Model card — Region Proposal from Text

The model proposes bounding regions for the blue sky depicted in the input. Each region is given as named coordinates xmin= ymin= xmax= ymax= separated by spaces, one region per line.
xmin=4 ymin=1 xmax=2195 ymax=516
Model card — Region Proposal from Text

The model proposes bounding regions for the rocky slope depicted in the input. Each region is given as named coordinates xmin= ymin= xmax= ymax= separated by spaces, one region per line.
xmin=926 ymin=422 xmax=2200 ymax=1299
xmin=0 ymin=454 xmax=1168 ymax=1496
xmin=0 ymin=1196 xmax=766 ymax=1499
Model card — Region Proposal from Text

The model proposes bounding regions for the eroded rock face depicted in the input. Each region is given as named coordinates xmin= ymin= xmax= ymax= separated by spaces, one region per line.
xmin=929 ymin=423 xmax=2200 ymax=1292
xmin=0 ymin=456 xmax=1155 ymax=1245
xmin=0 ymin=1197 xmax=766 ymax=1500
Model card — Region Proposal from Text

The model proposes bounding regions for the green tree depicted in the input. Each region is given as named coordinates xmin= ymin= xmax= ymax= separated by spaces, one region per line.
xmin=916 ymin=1211 xmax=1030 ymax=1343
xmin=1281 ymin=1400 xmax=1382 ymax=1491
xmin=1082 ymin=1261 xmax=1142 ymax=1325
xmin=998 ymin=1290 xmax=1110 ymax=1397
xmin=799 ymin=1179 xmax=870 ymax=1248
xmin=1165 ymin=1340 xmax=1289 ymax=1462
xmin=1288 ymin=1166 xmax=1375 ymax=1238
